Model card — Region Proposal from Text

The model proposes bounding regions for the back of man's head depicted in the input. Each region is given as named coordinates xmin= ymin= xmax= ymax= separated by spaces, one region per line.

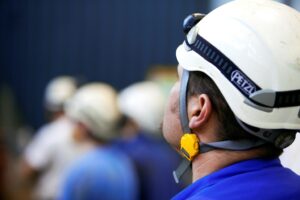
xmin=176 ymin=0 xmax=300 ymax=156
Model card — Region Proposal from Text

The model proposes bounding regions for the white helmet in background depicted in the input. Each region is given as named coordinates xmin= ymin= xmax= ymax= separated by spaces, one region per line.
xmin=118 ymin=81 xmax=166 ymax=135
xmin=44 ymin=76 xmax=77 ymax=112
xmin=65 ymin=83 xmax=121 ymax=141
xmin=177 ymin=0 xmax=300 ymax=132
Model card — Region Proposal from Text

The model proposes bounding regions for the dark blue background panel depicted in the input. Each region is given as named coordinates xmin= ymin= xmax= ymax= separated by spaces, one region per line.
xmin=0 ymin=0 xmax=209 ymax=129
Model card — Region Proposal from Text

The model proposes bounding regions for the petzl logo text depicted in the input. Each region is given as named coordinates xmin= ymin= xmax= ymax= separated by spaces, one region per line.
xmin=231 ymin=70 xmax=256 ymax=95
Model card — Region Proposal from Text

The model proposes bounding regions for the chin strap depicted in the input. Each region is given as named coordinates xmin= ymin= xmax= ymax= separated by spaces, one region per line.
xmin=173 ymin=69 xmax=192 ymax=183
xmin=173 ymin=138 xmax=266 ymax=183
xmin=173 ymin=159 xmax=190 ymax=184
xmin=173 ymin=142 xmax=216 ymax=183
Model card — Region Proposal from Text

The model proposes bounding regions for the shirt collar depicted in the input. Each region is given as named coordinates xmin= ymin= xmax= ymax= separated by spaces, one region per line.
xmin=172 ymin=158 xmax=281 ymax=199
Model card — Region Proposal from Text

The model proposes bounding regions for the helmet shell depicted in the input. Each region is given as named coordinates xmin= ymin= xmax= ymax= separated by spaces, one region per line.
xmin=177 ymin=0 xmax=300 ymax=130
xmin=118 ymin=81 xmax=166 ymax=135
xmin=44 ymin=76 xmax=77 ymax=111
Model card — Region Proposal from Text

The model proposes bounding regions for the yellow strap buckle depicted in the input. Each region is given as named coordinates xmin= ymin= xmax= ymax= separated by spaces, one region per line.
xmin=180 ymin=133 xmax=199 ymax=161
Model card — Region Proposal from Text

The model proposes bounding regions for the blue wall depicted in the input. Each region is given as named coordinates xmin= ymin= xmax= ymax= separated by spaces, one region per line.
xmin=0 ymin=0 xmax=210 ymax=129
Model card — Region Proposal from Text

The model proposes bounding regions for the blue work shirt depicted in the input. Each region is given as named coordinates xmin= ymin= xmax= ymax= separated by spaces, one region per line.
xmin=59 ymin=146 xmax=138 ymax=200
xmin=172 ymin=158 xmax=300 ymax=200
xmin=115 ymin=132 xmax=184 ymax=200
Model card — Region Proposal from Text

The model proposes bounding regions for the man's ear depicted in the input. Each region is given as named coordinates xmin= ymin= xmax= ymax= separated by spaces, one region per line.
xmin=188 ymin=94 xmax=212 ymax=129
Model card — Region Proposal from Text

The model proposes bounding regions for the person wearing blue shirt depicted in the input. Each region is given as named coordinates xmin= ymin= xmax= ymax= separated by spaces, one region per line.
xmin=59 ymin=83 xmax=138 ymax=200
xmin=117 ymin=81 xmax=185 ymax=200
xmin=115 ymin=131 xmax=184 ymax=200
xmin=161 ymin=0 xmax=300 ymax=200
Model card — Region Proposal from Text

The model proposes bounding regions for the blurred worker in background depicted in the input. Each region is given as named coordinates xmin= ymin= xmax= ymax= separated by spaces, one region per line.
xmin=21 ymin=76 xmax=81 ymax=200
xmin=162 ymin=0 xmax=300 ymax=199
xmin=59 ymin=83 xmax=138 ymax=200
xmin=117 ymin=81 xmax=184 ymax=200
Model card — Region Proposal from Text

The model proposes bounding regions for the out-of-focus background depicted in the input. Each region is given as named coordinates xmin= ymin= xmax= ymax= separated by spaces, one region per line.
xmin=1 ymin=0 xmax=300 ymax=200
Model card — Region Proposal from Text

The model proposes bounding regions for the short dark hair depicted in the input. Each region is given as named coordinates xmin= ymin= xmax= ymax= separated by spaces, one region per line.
xmin=187 ymin=71 xmax=282 ymax=157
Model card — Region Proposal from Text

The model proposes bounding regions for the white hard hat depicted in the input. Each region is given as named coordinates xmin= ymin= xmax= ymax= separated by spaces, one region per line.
xmin=44 ymin=76 xmax=77 ymax=112
xmin=118 ymin=81 xmax=166 ymax=135
xmin=176 ymin=0 xmax=300 ymax=131
xmin=65 ymin=83 xmax=121 ymax=141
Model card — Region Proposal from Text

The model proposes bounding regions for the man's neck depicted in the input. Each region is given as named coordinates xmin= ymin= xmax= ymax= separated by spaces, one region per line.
xmin=191 ymin=149 xmax=264 ymax=182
